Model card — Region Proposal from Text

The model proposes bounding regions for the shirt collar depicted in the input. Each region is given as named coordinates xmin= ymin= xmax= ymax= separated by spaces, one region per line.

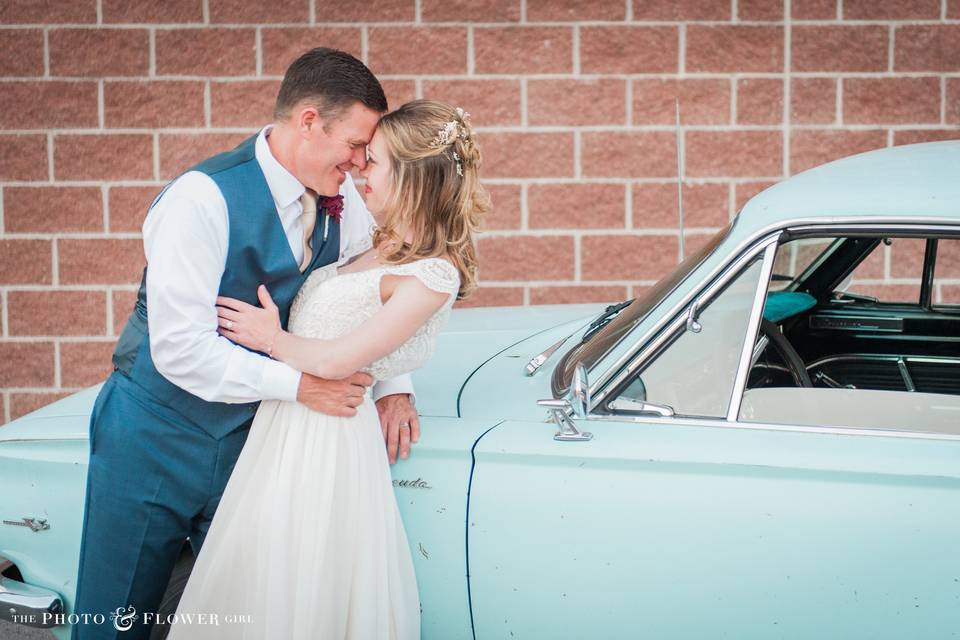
xmin=255 ymin=125 xmax=306 ymax=210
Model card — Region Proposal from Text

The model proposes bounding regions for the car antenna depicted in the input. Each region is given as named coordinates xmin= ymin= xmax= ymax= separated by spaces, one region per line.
xmin=675 ymin=98 xmax=685 ymax=263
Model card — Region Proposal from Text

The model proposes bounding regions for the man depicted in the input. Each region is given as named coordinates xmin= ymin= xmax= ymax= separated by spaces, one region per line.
xmin=72 ymin=48 xmax=419 ymax=640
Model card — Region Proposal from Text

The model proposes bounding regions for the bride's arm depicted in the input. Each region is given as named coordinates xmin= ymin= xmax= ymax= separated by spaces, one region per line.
xmin=217 ymin=278 xmax=451 ymax=380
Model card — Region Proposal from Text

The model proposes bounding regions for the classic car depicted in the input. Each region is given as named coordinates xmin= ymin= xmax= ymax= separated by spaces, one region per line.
xmin=2 ymin=140 xmax=959 ymax=639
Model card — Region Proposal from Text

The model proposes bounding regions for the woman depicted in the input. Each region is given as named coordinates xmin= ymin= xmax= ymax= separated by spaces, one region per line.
xmin=168 ymin=100 xmax=488 ymax=639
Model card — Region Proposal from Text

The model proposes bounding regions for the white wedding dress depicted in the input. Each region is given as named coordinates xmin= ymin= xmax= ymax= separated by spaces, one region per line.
xmin=168 ymin=258 xmax=460 ymax=640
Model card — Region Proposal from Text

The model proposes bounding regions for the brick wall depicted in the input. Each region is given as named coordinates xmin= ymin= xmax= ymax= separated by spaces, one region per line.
xmin=0 ymin=0 xmax=958 ymax=423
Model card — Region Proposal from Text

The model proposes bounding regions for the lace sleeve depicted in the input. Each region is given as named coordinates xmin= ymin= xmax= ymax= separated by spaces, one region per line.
xmin=406 ymin=258 xmax=460 ymax=298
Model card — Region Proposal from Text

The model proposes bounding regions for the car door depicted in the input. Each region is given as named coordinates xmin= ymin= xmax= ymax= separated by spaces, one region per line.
xmin=466 ymin=233 xmax=960 ymax=639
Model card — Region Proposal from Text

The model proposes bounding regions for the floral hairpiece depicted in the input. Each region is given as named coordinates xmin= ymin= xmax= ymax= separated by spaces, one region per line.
xmin=431 ymin=108 xmax=471 ymax=176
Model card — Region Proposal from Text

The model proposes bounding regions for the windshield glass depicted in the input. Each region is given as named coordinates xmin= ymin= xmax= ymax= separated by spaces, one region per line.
xmin=553 ymin=222 xmax=733 ymax=394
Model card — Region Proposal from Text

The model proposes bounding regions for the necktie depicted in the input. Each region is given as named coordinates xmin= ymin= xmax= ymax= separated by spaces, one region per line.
xmin=299 ymin=189 xmax=317 ymax=272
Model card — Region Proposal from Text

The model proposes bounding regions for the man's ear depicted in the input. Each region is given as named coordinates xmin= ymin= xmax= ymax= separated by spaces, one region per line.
xmin=298 ymin=106 xmax=321 ymax=136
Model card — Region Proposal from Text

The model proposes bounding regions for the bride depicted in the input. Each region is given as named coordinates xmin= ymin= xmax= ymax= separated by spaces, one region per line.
xmin=167 ymin=100 xmax=488 ymax=639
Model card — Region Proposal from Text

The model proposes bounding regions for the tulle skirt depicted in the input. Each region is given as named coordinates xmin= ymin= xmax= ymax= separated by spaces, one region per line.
xmin=167 ymin=397 xmax=420 ymax=639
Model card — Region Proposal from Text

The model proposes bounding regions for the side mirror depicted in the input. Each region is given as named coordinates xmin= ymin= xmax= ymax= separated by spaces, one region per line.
xmin=569 ymin=362 xmax=591 ymax=419
xmin=537 ymin=362 xmax=594 ymax=442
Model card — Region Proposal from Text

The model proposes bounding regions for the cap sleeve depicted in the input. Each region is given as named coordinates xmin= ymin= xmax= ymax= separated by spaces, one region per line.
xmin=409 ymin=258 xmax=461 ymax=297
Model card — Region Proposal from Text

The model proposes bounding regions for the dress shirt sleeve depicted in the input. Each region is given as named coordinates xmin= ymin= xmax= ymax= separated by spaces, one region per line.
xmin=143 ymin=171 xmax=302 ymax=404
xmin=338 ymin=173 xmax=417 ymax=404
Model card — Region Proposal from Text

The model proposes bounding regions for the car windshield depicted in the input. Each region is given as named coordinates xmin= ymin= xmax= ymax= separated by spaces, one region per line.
xmin=553 ymin=222 xmax=733 ymax=394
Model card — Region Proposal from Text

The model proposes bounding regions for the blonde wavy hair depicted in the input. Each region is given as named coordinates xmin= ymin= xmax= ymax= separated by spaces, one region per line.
xmin=371 ymin=100 xmax=489 ymax=299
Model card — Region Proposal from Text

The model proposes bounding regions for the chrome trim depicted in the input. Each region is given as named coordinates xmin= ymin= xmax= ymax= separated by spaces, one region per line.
xmin=0 ymin=575 xmax=63 ymax=629
xmin=751 ymin=334 xmax=770 ymax=367
xmin=1 ymin=518 xmax=49 ymax=533
xmin=594 ymin=232 xmax=781 ymax=410
xmin=728 ymin=242 xmax=779 ymax=422
xmin=608 ymin=398 xmax=675 ymax=416
xmin=807 ymin=353 xmax=960 ymax=368
xmin=897 ymin=357 xmax=916 ymax=392
xmin=525 ymin=334 xmax=572 ymax=376
xmin=588 ymin=219 xmax=960 ymax=413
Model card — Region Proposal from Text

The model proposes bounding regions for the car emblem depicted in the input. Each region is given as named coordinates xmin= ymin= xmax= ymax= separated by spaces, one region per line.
xmin=2 ymin=517 xmax=50 ymax=532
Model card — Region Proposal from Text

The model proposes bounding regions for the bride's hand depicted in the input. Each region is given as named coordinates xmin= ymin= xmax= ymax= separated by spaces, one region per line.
xmin=217 ymin=285 xmax=283 ymax=355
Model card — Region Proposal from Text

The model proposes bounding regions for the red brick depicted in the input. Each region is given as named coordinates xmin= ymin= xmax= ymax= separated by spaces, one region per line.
xmin=581 ymin=27 xmax=677 ymax=74
xmin=0 ymin=81 xmax=98 ymax=129
xmin=528 ymin=79 xmax=626 ymax=126
xmin=103 ymin=0 xmax=203 ymax=23
xmin=530 ymin=285 xmax=628 ymax=305
xmin=737 ymin=78 xmax=783 ymax=125
xmin=942 ymin=285 xmax=960 ymax=305
xmin=685 ymin=131 xmax=783 ymax=178
xmin=105 ymin=81 xmax=206 ymax=129
xmin=477 ymin=236 xmax=574 ymax=281
xmin=8 ymin=291 xmax=107 ymax=336
xmin=791 ymin=78 xmax=836 ymax=124
xmin=949 ymin=79 xmax=960 ymax=124
xmin=633 ymin=0 xmax=730 ymax=19
xmin=0 ymin=30 xmax=43 ymax=76
xmin=847 ymin=283 xmax=920 ymax=303
xmin=55 ymin=134 xmax=154 ymax=181
xmin=261 ymin=28 xmax=363 ymax=76
xmin=0 ymin=135 xmax=47 ymax=181
xmin=209 ymin=0 xmax=308 ymax=23
xmin=112 ymin=289 xmax=139 ymax=335
xmin=634 ymin=182 xmax=729 ymax=229
xmin=843 ymin=0 xmax=940 ymax=19
xmin=792 ymin=26 xmax=887 ymax=73
xmin=895 ymin=26 xmax=960 ymax=73
xmin=844 ymin=78 xmax=940 ymax=125
xmin=156 ymin=28 xmax=255 ymax=76
xmin=454 ymin=286 xmax=523 ymax=308
xmin=893 ymin=130 xmax=960 ymax=146
xmin=792 ymin=0 xmax=836 ymax=19
xmin=0 ymin=342 xmax=55 ymax=388
xmin=49 ymin=29 xmax=148 ymax=77
xmin=0 ymin=240 xmax=52 ymax=285
xmin=936 ymin=240 xmax=960 ymax=278
xmin=9 ymin=393 xmax=72 ymax=421
xmin=582 ymin=132 xmax=676 ymax=178
xmin=950 ymin=0 xmax=960 ymax=19
xmin=482 ymin=184 xmax=521 ymax=230
xmin=526 ymin=0 xmax=623 ymax=20
xmin=58 ymin=239 xmax=145 ymax=285
xmin=108 ymin=186 xmax=158 ymax=232
xmin=889 ymin=237 xmax=927 ymax=279
xmin=474 ymin=27 xmax=572 ymax=75
xmin=682 ymin=232 xmax=717 ymax=258
xmin=528 ymin=183 xmax=625 ymax=229
xmin=739 ymin=0 xmax=783 ymax=20
xmin=687 ymin=26 xmax=783 ymax=73
xmin=368 ymin=27 xmax=467 ymax=75
xmin=421 ymin=79 xmax=521 ymax=127
xmin=633 ymin=79 xmax=730 ymax=125
xmin=158 ymin=133 xmax=251 ymax=180
xmin=735 ymin=181 xmax=776 ymax=211
xmin=482 ymin=133 xmax=574 ymax=179
xmin=210 ymin=80 xmax=280 ymax=128
xmin=849 ymin=243 xmax=885 ymax=278
xmin=61 ymin=341 xmax=116 ymax=387
xmin=0 ymin=0 xmax=95 ymax=23
xmin=4 ymin=187 xmax=103 ymax=233
xmin=322 ymin=0 xmax=416 ymax=21
xmin=789 ymin=129 xmax=886 ymax=174
xmin=582 ymin=235 xmax=678 ymax=281
xmin=380 ymin=80 xmax=417 ymax=110
xmin=423 ymin=0 xmax=520 ymax=21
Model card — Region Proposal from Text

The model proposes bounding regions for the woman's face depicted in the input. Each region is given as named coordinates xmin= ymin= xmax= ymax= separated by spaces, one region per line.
xmin=359 ymin=129 xmax=393 ymax=219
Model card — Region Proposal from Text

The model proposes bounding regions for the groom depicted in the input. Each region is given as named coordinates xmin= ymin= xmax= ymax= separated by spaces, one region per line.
xmin=72 ymin=48 xmax=419 ymax=639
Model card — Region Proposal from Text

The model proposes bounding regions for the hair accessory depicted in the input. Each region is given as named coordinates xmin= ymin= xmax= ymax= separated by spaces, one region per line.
xmin=453 ymin=151 xmax=463 ymax=177
xmin=431 ymin=108 xmax=472 ymax=147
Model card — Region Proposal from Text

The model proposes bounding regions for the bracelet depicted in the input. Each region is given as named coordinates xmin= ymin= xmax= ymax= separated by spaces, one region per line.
xmin=265 ymin=328 xmax=281 ymax=358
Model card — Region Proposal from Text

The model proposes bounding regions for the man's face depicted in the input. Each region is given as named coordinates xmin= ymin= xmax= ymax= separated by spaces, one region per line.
xmin=299 ymin=102 xmax=381 ymax=196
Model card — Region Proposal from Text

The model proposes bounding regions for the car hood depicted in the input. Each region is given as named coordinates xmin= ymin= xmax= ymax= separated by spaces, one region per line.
xmin=415 ymin=304 xmax=603 ymax=419
xmin=0 ymin=304 xmax=605 ymax=443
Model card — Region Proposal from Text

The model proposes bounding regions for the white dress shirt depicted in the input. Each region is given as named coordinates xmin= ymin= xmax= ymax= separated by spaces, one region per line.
xmin=143 ymin=125 xmax=413 ymax=404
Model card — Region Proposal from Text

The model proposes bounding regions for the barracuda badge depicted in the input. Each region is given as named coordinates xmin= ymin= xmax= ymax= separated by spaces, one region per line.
xmin=2 ymin=517 xmax=50 ymax=532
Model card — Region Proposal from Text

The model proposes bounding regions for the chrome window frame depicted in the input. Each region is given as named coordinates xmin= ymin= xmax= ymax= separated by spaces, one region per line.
xmin=590 ymin=219 xmax=960 ymax=441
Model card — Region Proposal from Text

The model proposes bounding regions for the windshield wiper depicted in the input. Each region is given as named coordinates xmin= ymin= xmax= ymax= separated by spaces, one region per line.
xmin=524 ymin=300 xmax=634 ymax=376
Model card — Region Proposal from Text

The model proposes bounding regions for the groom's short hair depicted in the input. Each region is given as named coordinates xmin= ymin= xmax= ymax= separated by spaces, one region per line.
xmin=274 ymin=47 xmax=388 ymax=124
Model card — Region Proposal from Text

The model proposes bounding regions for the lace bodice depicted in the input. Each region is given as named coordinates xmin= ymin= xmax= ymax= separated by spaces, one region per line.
xmin=288 ymin=258 xmax=460 ymax=381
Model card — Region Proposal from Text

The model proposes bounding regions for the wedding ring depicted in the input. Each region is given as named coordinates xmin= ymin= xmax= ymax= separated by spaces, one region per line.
xmin=399 ymin=423 xmax=410 ymax=429
xmin=226 ymin=320 xmax=234 ymax=330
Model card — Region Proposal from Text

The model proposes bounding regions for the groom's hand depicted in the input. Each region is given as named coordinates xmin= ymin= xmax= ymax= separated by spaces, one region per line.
xmin=375 ymin=394 xmax=419 ymax=465
xmin=297 ymin=372 xmax=372 ymax=416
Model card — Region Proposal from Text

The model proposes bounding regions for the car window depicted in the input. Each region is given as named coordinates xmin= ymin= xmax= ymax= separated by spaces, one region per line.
xmin=841 ymin=237 xmax=924 ymax=303
xmin=933 ymin=239 xmax=960 ymax=305
xmin=612 ymin=256 xmax=766 ymax=419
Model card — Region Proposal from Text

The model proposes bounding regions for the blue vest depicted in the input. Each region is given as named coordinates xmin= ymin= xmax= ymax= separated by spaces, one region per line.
xmin=111 ymin=135 xmax=341 ymax=440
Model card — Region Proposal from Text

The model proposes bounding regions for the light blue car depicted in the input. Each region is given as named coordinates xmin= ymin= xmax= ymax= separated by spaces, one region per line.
xmin=3 ymin=141 xmax=960 ymax=639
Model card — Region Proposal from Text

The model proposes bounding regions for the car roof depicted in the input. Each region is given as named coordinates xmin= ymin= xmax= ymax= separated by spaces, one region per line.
xmin=739 ymin=140 xmax=960 ymax=227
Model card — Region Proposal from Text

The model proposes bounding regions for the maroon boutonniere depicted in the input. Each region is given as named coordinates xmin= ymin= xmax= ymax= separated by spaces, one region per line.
xmin=318 ymin=194 xmax=344 ymax=223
